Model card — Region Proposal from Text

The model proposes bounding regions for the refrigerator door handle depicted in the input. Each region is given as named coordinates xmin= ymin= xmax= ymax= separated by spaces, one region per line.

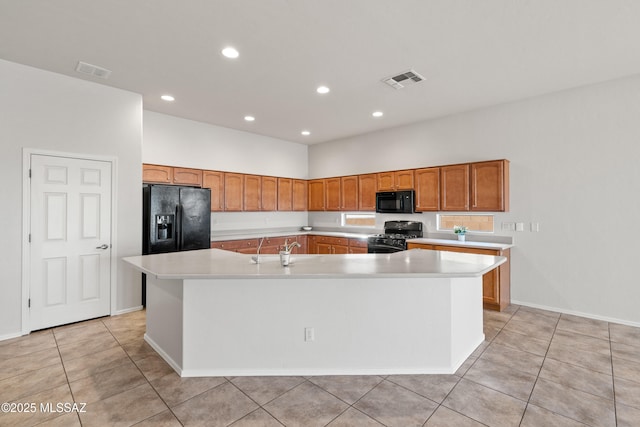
xmin=175 ymin=204 xmax=182 ymax=251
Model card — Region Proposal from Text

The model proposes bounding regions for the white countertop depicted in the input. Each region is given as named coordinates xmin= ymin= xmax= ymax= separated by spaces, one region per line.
xmin=407 ymin=237 xmax=513 ymax=251
xmin=123 ymin=248 xmax=506 ymax=280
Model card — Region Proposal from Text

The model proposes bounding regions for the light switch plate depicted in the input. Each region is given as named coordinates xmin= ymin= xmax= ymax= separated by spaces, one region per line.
xmin=516 ymin=222 xmax=524 ymax=232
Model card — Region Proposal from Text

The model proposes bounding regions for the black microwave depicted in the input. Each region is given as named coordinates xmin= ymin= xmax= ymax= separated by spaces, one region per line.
xmin=376 ymin=190 xmax=416 ymax=214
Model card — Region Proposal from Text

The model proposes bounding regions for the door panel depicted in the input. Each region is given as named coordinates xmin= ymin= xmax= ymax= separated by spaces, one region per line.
xmin=179 ymin=187 xmax=211 ymax=251
xmin=30 ymin=154 xmax=112 ymax=330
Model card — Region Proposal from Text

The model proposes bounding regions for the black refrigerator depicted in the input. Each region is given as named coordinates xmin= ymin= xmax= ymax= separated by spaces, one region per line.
xmin=142 ymin=184 xmax=211 ymax=304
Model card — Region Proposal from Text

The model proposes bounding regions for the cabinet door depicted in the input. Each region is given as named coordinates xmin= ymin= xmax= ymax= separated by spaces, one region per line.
xmin=376 ymin=171 xmax=396 ymax=191
xmin=292 ymin=179 xmax=307 ymax=211
xmin=261 ymin=176 xmax=278 ymax=211
xmin=224 ymin=173 xmax=244 ymax=211
xmin=395 ymin=170 xmax=415 ymax=190
xmin=316 ymin=243 xmax=333 ymax=254
xmin=277 ymin=178 xmax=292 ymax=211
xmin=325 ymin=178 xmax=342 ymax=211
xmin=358 ymin=174 xmax=377 ymax=211
xmin=244 ymin=175 xmax=262 ymax=211
xmin=341 ymin=176 xmax=358 ymax=211
xmin=332 ymin=244 xmax=349 ymax=254
xmin=142 ymin=164 xmax=172 ymax=184
xmin=308 ymin=180 xmax=325 ymax=211
xmin=414 ymin=167 xmax=440 ymax=211
xmin=202 ymin=171 xmax=225 ymax=211
xmin=173 ymin=167 xmax=202 ymax=186
xmin=471 ymin=160 xmax=509 ymax=211
xmin=440 ymin=164 xmax=470 ymax=211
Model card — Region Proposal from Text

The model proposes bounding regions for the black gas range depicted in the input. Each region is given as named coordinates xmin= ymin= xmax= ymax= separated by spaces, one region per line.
xmin=367 ymin=220 xmax=423 ymax=253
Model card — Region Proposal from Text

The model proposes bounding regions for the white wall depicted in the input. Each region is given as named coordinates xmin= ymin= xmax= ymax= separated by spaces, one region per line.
xmin=143 ymin=111 xmax=308 ymax=178
xmin=0 ymin=59 xmax=143 ymax=339
xmin=309 ymin=75 xmax=640 ymax=326
xmin=143 ymin=111 xmax=310 ymax=233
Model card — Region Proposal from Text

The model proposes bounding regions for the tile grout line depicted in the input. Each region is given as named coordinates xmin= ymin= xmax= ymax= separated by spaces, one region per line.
xmin=517 ymin=307 xmax=561 ymax=427
xmin=100 ymin=316 xmax=189 ymax=427
xmin=49 ymin=327 xmax=83 ymax=427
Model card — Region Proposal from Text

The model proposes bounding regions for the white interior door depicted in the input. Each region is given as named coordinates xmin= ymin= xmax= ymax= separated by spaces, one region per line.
xmin=29 ymin=154 xmax=112 ymax=330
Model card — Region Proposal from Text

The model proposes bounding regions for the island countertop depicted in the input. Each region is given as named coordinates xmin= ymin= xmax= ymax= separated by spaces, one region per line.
xmin=123 ymin=248 xmax=506 ymax=280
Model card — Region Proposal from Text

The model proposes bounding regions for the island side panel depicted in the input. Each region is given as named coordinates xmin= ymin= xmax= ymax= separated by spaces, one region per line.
xmin=449 ymin=276 xmax=485 ymax=368
xmin=180 ymin=276 xmax=483 ymax=377
xmin=145 ymin=276 xmax=184 ymax=373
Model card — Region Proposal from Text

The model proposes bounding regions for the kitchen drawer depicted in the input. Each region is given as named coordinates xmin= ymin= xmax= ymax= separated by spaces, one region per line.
xmin=313 ymin=235 xmax=348 ymax=246
xmin=211 ymin=239 xmax=259 ymax=251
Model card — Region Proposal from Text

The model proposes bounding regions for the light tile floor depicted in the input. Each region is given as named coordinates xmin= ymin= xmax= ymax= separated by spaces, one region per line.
xmin=1 ymin=305 xmax=639 ymax=426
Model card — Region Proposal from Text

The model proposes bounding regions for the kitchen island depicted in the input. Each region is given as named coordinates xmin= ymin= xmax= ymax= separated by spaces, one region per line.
xmin=123 ymin=249 xmax=506 ymax=377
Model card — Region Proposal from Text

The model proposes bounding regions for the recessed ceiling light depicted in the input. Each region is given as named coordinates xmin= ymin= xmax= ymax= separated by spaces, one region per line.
xmin=222 ymin=47 xmax=239 ymax=59
xmin=244 ymin=115 xmax=255 ymax=122
xmin=301 ymin=130 xmax=311 ymax=136
xmin=372 ymin=111 xmax=384 ymax=118
xmin=161 ymin=95 xmax=175 ymax=102
xmin=316 ymin=86 xmax=330 ymax=94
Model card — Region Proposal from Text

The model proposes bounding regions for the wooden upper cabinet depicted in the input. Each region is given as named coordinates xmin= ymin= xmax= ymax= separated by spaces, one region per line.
xmin=341 ymin=176 xmax=359 ymax=211
xmin=261 ymin=176 xmax=278 ymax=211
xmin=440 ymin=164 xmax=470 ymax=211
xmin=377 ymin=170 xmax=414 ymax=191
xmin=358 ymin=174 xmax=377 ymax=211
xmin=277 ymin=178 xmax=292 ymax=211
xmin=325 ymin=177 xmax=342 ymax=211
xmin=376 ymin=171 xmax=395 ymax=191
xmin=143 ymin=164 xmax=202 ymax=186
xmin=471 ymin=160 xmax=509 ymax=212
xmin=395 ymin=169 xmax=415 ymax=190
xmin=224 ymin=172 xmax=244 ymax=211
xmin=243 ymin=175 xmax=261 ymax=211
xmin=308 ymin=179 xmax=325 ymax=211
xmin=292 ymin=179 xmax=307 ymax=211
xmin=142 ymin=164 xmax=173 ymax=184
xmin=173 ymin=167 xmax=202 ymax=186
xmin=414 ymin=167 xmax=440 ymax=211
xmin=202 ymin=170 xmax=225 ymax=211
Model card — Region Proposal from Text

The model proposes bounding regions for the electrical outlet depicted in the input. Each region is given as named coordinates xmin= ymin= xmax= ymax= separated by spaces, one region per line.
xmin=516 ymin=222 xmax=524 ymax=232
xmin=501 ymin=222 xmax=516 ymax=231
xmin=530 ymin=222 xmax=540 ymax=232
xmin=304 ymin=327 xmax=314 ymax=342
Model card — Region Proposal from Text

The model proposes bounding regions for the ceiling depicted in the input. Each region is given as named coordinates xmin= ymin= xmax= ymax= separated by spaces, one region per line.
xmin=2 ymin=1 xmax=640 ymax=145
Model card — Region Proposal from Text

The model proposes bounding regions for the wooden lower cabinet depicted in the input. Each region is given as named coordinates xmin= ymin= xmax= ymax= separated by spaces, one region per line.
xmin=349 ymin=238 xmax=368 ymax=253
xmin=211 ymin=235 xmax=307 ymax=255
xmin=407 ymin=242 xmax=510 ymax=311
xmin=308 ymin=235 xmax=349 ymax=254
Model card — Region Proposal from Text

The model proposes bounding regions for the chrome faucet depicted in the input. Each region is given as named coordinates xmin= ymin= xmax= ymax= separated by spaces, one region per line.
xmin=251 ymin=237 xmax=265 ymax=264
xmin=281 ymin=239 xmax=301 ymax=253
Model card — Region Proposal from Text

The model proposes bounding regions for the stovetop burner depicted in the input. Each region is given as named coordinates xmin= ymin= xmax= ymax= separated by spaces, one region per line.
xmin=367 ymin=221 xmax=424 ymax=253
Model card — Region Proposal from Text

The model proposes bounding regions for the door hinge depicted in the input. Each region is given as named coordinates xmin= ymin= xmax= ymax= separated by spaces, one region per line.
xmin=28 ymin=298 xmax=31 ymax=308
xmin=28 ymin=234 xmax=31 ymax=243
xmin=29 ymin=169 xmax=32 ymax=178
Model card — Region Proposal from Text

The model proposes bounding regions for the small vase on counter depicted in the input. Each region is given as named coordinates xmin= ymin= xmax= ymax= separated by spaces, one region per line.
xmin=457 ymin=234 xmax=466 ymax=242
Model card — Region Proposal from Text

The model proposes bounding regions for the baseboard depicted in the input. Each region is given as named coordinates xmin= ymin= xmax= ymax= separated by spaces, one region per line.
xmin=0 ymin=331 xmax=24 ymax=342
xmin=144 ymin=333 xmax=182 ymax=376
xmin=111 ymin=305 xmax=144 ymax=316
xmin=511 ymin=300 xmax=640 ymax=328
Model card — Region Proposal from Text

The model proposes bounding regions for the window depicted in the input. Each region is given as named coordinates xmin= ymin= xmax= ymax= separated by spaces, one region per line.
xmin=342 ymin=213 xmax=376 ymax=228
xmin=437 ymin=214 xmax=494 ymax=233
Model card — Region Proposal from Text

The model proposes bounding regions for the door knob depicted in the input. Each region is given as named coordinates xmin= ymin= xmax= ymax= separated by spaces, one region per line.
xmin=96 ymin=244 xmax=110 ymax=250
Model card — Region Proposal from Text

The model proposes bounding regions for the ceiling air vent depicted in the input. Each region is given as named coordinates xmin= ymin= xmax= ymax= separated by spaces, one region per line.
xmin=382 ymin=69 xmax=425 ymax=89
xmin=75 ymin=61 xmax=112 ymax=79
